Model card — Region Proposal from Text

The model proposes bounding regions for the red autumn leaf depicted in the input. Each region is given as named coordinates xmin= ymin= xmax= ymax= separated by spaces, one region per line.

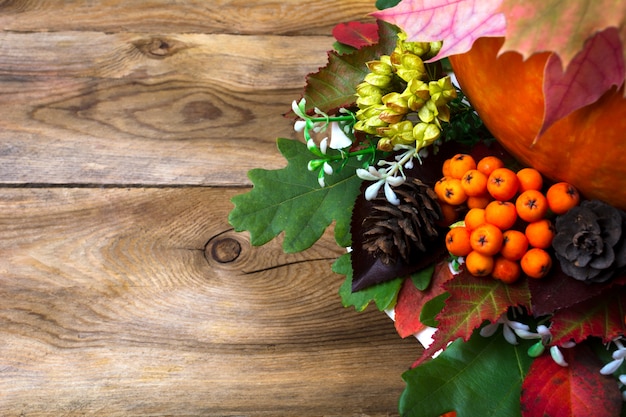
xmin=413 ymin=269 xmax=531 ymax=366
xmin=537 ymin=27 xmax=625 ymax=140
xmin=520 ymin=344 xmax=622 ymax=417
xmin=394 ymin=262 xmax=453 ymax=338
xmin=332 ymin=21 xmax=380 ymax=49
xmin=500 ymin=0 xmax=626 ymax=76
xmin=550 ymin=285 xmax=626 ymax=346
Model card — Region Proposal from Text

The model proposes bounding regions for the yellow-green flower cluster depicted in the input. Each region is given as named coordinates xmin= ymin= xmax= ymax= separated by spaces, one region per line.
xmin=354 ymin=33 xmax=457 ymax=152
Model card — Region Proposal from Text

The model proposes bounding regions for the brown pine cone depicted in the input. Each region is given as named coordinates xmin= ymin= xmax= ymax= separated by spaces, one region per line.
xmin=361 ymin=177 xmax=442 ymax=265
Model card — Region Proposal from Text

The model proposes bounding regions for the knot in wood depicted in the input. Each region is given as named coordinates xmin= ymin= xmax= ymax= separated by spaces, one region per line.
xmin=133 ymin=37 xmax=185 ymax=59
xmin=208 ymin=237 xmax=242 ymax=263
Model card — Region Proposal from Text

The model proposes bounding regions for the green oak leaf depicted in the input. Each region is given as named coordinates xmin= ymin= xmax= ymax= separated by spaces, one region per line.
xmin=335 ymin=253 xmax=404 ymax=312
xmin=400 ymin=327 xmax=535 ymax=417
xmin=229 ymin=138 xmax=363 ymax=253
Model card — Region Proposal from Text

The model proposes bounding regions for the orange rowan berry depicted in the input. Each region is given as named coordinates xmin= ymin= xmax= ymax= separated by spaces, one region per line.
xmin=516 ymin=168 xmax=543 ymax=192
xmin=546 ymin=182 xmax=580 ymax=214
xmin=521 ymin=248 xmax=552 ymax=279
xmin=515 ymin=189 xmax=548 ymax=223
xmin=470 ymin=223 xmax=504 ymax=256
xmin=525 ymin=219 xmax=555 ymax=249
xmin=465 ymin=251 xmax=494 ymax=277
xmin=448 ymin=154 xmax=476 ymax=179
xmin=484 ymin=200 xmax=518 ymax=230
xmin=446 ymin=226 xmax=472 ymax=257
xmin=487 ymin=167 xmax=519 ymax=201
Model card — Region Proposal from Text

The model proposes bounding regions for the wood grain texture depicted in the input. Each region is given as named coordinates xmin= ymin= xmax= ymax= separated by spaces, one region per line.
xmin=0 ymin=0 xmax=376 ymax=35
xmin=0 ymin=0 xmax=422 ymax=414
xmin=0 ymin=188 xmax=419 ymax=416
xmin=0 ymin=30 xmax=335 ymax=186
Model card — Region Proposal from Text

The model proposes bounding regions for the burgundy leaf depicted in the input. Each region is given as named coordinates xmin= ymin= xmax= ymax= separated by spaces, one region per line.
xmin=529 ymin=267 xmax=626 ymax=317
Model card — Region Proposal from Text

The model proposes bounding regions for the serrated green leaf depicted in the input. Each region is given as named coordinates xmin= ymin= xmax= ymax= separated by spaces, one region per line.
xmin=303 ymin=21 xmax=399 ymax=114
xmin=419 ymin=292 xmax=449 ymax=328
xmin=229 ymin=138 xmax=363 ymax=253
xmin=410 ymin=264 xmax=435 ymax=291
xmin=334 ymin=253 xmax=404 ymax=312
xmin=400 ymin=328 xmax=535 ymax=417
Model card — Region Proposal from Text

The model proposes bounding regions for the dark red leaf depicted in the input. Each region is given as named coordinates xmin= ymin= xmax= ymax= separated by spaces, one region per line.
xmin=332 ymin=21 xmax=379 ymax=49
xmin=394 ymin=262 xmax=453 ymax=338
xmin=550 ymin=284 xmax=626 ymax=345
xmin=521 ymin=343 xmax=622 ymax=417
xmin=529 ymin=265 xmax=626 ymax=316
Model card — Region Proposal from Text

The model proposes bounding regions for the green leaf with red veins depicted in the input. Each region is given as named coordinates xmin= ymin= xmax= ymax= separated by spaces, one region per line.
xmin=301 ymin=21 xmax=398 ymax=115
xmin=520 ymin=344 xmax=623 ymax=417
xmin=371 ymin=0 xmax=506 ymax=61
xmin=413 ymin=269 xmax=531 ymax=366
xmin=549 ymin=286 xmax=626 ymax=346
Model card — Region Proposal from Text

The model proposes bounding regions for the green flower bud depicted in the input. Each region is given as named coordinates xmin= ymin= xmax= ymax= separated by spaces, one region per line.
xmin=425 ymin=41 xmax=443 ymax=60
xmin=376 ymin=137 xmax=394 ymax=152
xmin=405 ymin=79 xmax=430 ymax=111
xmin=417 ymin=100 xmax=438 ymax=123
xmin=356 ymin=82 xmax=383 ymax=98
xmin=396 ymin=52 xmax=426 ymax=82
xmin=388 ymin=120 xmax=415 ymax=146
xmin=307 ymin=158 xmax=326 ymax=171
xmin=364 ymin=72 xmax=392 ymax=88
xmin=382 ymin=92 xmax=409 ymax=114
xmin=437 ymin=104 xmax=451 ymax=123
xmin=412 ymin=122 xmax=441 ymax=147
xmin=429 ymin=76 xmax=457 ymax=106
xmin=378 ymin=107 xmax=406 ymax=124
xmin=527 ymin=341 xmax=546 ymax=358
xmin=403 ymin=41 xmax=432 ymax=58
xmin=356 ymin=94 xmax=382 ymax=108
xmin=366 ymin=60 xmax=393 ymax=76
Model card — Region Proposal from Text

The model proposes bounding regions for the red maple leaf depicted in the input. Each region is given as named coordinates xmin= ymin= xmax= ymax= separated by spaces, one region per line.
xmin=521 ymin=344 xmax=623 ymax=417
xmin=332 ymin=21 xmax=380 ymax=49
xmin=412 ymin=268 xmax=531 ymax=366
xmin=550 ymin=285 xmax=626 ymax=346
xmin=394 ymin=262 xmax=453 ymax=338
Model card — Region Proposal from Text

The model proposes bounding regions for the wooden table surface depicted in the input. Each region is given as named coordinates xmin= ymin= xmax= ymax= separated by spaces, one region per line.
xmin=0 ymin=1 xmax=423 ymax=416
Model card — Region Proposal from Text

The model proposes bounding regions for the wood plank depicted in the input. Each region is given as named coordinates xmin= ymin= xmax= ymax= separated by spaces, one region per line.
xmin=0 ymin=31 xmax=345 ymax=185
xmin=0 ymin=76 xmax=303 ymax=185
xmin=0 ymin=187 xmax=421 ymax=416
xmin=0 ymin=32 xmax=334 ymax=89
xmin=0 ymin=0 xmax=376 ymax=35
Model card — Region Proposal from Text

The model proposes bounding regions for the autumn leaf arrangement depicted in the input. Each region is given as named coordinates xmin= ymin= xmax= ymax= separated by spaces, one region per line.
xmin=229 ymin=0 xmax=626 ymax=416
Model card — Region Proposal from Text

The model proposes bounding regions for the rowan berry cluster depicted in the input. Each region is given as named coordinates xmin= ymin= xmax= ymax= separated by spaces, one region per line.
xmin=436 ymin=153 xmax=581 ymax=283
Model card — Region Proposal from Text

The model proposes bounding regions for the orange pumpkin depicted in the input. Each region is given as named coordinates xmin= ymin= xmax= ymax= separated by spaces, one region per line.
xmin=449 ymin=37 xmax=626 ymax=210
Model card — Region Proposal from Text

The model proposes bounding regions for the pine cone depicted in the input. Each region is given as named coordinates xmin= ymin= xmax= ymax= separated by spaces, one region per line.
xmin=361 ymin=178 xmax=442 ymax=265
